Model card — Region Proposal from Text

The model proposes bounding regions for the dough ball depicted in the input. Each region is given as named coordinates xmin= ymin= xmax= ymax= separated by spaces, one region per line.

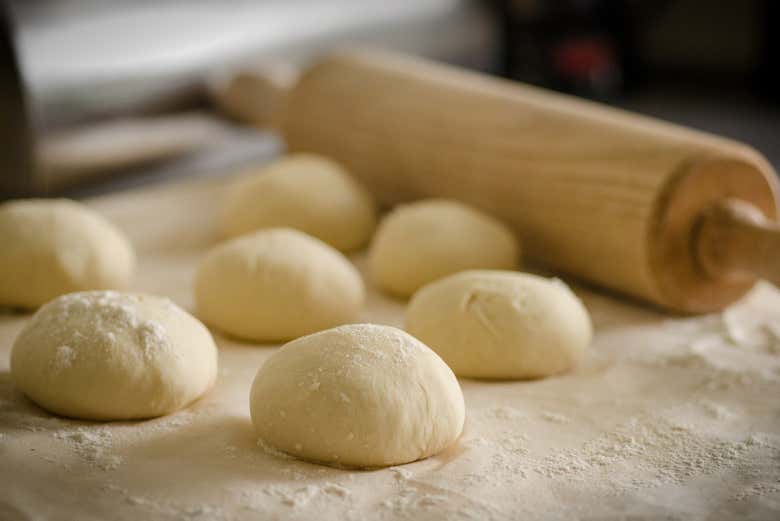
xmin=369 ymin=199 xmax=519 ymax=298
xmin=0 ymin=199 xmax=135 ymax=309
xmin=250 ymin=324 xmax=464 ymax=468
xmin=406 ymin=270 xmax=592 ymax=379
xmin=221 ymin=154 xmax=376 ymax=251
xmin=195 ymin=228 xmax=364 ymax=342
xmin=10 ymin=291 xmax=218 ymax=420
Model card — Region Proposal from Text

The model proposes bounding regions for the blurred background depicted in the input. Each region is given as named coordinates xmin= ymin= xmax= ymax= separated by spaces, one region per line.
xmin=1 ymin=0 xmax=778 ymax=198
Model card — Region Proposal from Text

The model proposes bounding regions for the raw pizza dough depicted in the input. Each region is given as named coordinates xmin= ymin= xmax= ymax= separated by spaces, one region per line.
xmin=406 ymin=270 xmax=592 ymax=379
xmin=250 ymin=324 xmax=465 ymax=468
xmin=195 ymin=228 xmax=364 ymax=342
xmin=3 ymin=174 xmax=780 ymax=521
xmin=369 ymin=199 xmax=519 ymax=297
xmin=221 ymin=154 xmax=377 ymax=251
xmin=0 ymin=199 xmax=135 ymax=309
xmin=10 ymin=291 xmax=218 ymax=420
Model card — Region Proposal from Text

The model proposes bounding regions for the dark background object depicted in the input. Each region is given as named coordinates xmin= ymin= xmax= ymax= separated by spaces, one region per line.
xmin=0 ymin=6 xmax=34 ymax=197
xmin=1 ymin=0 xmax=498 ymax=197
xmin=498 ymin=0 xmax=780 ymax=168
xmin=499 ymin=0 xmax=777 ymax=100
xmin=0 ymin=0 xmax=777 ymax=197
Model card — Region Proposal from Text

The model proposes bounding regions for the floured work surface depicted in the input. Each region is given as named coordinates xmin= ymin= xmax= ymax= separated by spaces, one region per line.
xmin=1 ymin=175 xmax=779 ymax=521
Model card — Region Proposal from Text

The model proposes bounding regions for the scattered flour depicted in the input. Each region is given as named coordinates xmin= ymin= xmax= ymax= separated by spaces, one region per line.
xmin=53 ymin=427 xmax=123 ymax=471
xmin=51 ymin=345 xmax=76 ymax=370
xmin=30 ymin=291 xmax=173 ymax=366
xmin=485 ymin=406 xmax=526 ymax=421
xmin=3 ymin=274 xmax=780 ymax=519
xmin=498 ymin=434 xmax=529 ymax=454
xmin=381 ymin=488 xmax=448 ymax=512
xmin=181 ymin=504 xmax=223 ymax=519
xmin=223 ymin=445 xmax=238 ymax=459
xmin=379 ymin=485 xmax=495 ymax=520
xmin=137 ymin=320 xmax=170 ymax=360
xmin=391 ymin=467 xmax=413 ymax=481
xmin=462 ymin=437 xmax=490 ymax=449
xmin=261 ymin=482 xmax=351 ymax=508
xmin=256 ymin=438 xmax=294 ymax=461
xmin=540 ymin=411 xmax=570 ymax=424
xmin=730 ymin=480 xmax=780 ymax=502
xmin=532 ymin=414 xmax=779 ymax=491
xmin=698 ymin=400 xmax=736 ymax=421
xmin=321 ymin=483 xmax=351 ymax=498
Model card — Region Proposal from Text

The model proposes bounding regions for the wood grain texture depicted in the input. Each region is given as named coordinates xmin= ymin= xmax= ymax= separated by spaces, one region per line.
xmin=257 ymin=50 xmax=778 ymax=312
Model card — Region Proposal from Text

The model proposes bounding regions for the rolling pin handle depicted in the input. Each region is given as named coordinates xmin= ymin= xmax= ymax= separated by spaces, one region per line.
xmin=209 ymin=63 xmax=298 ymax=129
xmin=696 ymin=198 xmax=780 ymax=287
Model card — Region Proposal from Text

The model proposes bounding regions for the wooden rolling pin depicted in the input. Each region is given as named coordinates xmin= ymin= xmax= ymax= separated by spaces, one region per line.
xmin=213 ymin=50 xmax=780 ymax=314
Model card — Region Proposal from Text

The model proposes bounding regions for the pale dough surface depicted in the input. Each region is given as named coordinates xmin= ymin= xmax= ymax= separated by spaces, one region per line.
xmin=369 ymin=199 xmax=520 ymax=297
xmin=1 ymin=175 xmax=779 ymax=521
xmin=406 ymin=271 xmax=592 ymax=379
xmin=11 ymin=291 xmax=218 ymax=421
xmin=221 ymin=154 xmax=377 ymax=251
xmin=0 ymin=199 xmax=135 ymax=309
xmin=195 ymin=228 xmax=364 ymax=342
xmin=250 ymin=324 xmax=464 ymax=468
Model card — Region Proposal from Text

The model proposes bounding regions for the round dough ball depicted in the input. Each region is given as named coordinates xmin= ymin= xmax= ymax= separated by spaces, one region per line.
xmin=369 ymin=199 xmax=520 ymax=298
xmin=250 ymin=324 xmax=464 ymax=468
xmin=10 ymin=291 xmax=218 ymax=420
xmin=195 ymin=228 xmax=364 ymax=342
xmin=0 ymin=199 xmax=135 ymax=309
xmin=406 ymin=270 xmax=592 ymax=379
xmin=221 ymin=154 xmax=376 ymax=251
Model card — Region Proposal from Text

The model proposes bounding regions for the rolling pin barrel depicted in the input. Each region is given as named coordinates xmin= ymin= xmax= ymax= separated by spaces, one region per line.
xmin=219 ymin=50 xmax=780 ymax=313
